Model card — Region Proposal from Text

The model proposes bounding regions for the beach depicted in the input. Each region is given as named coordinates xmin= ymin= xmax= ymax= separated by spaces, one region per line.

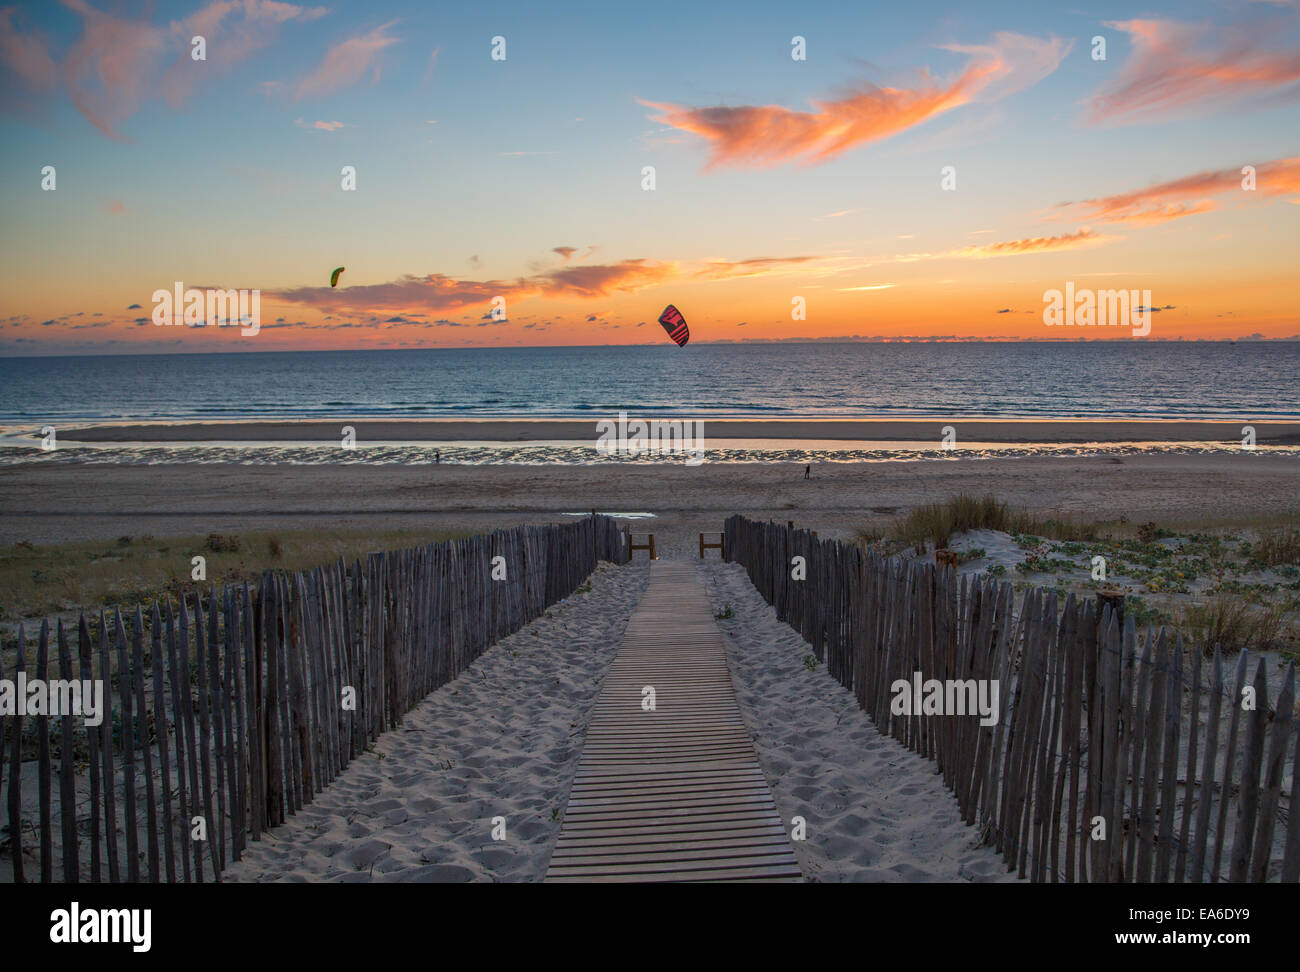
xmin=1 ymin=424 xmax=1296 ymax=884
xmin=2 ymin=448 xmax=1296 ymax=550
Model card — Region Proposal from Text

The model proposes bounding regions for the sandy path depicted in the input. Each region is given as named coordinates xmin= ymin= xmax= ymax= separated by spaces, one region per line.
xmin=701 ymin=560 xmax=1015 ymax=882
xmin=222 ymin=561 xmax=647 ymax=882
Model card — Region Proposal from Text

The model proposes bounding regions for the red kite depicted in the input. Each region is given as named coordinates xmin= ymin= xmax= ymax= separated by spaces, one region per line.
xmin=658 ymin=304 xmax=689 ymax=346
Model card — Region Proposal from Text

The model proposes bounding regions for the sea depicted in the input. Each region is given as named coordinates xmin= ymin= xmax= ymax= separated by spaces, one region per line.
xmin=2 ymin=342 xmax=1298 ymax=422
xmin=1 ymin=342 xmax=1297 ymax=465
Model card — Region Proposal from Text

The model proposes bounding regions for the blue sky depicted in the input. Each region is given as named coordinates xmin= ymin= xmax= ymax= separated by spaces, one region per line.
xmin=1 ymin=0 xmax=1298 ymax=353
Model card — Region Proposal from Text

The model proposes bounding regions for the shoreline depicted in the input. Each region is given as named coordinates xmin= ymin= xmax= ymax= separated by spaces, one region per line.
xmin=13 ymin=417 xmax=1300 ymax=445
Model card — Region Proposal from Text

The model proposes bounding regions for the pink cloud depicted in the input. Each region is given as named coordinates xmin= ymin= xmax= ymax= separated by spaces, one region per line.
xmin=1085 ymin=18 xmax=1300 ymax=124
xmin=2 ymin=0 xmax=326 ymax=139
xmin=161 ymin=0 xmax=328 ymax=108
xmin=1052 ymin=156 xmax=1300 ymax=224
xmin=60 ymin=0 xmax=167 ymax=141
xmin=0 ymin=7 xmax=57 ymax=100
xmin=294 ymin=21 xmax=399 ymax=100
xmin=642 ymin=32 xmax=1069 ymax=169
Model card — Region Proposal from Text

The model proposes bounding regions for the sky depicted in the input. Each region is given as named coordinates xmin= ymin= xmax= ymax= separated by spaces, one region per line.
xmin=0 ymin=0 xmax=1298 ymax=355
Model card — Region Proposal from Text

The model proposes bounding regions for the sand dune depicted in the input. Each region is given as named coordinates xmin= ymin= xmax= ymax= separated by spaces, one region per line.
xmin=222 ymin=562 xmax=648 ymax=882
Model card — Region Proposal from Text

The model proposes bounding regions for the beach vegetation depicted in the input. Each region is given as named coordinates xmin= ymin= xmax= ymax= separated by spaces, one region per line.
xmin=892 ymin=493 xmax=1100 ymax=551
xmin=0 ymin=525 xmax=470 ymax=643
xmin=1247 ymin=525 xmax=1300 ymax=567
xmin=1179 ymin=592 xmax=1292 ymax=653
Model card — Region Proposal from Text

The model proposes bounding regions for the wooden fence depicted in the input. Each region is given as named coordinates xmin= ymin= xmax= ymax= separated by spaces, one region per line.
xmin=724 ymin=514 xmax=1299 ymax=883
xmin=1 ymin=515 xmax=629 ymax=883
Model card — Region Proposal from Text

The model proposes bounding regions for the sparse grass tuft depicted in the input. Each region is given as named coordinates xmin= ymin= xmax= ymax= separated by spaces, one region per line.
xmin=890 ymin=493 xmax=1101 ymax=551
xmin=1180 ymin=592 xmax=1292 ymax=653
xmin=1250 ymin=526 xmax=1300 ymax=567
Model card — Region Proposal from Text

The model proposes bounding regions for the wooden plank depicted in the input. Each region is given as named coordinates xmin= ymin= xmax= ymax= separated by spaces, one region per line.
xmin=1228 ymin=660 xmax=1269 ymax=882
xmin=114 ymin=611 xmax=139 ymax=882
xmin=178 ymin=598 xmax=204 ymax=882
xmin=1189 ymin=649 xmax=1223 ymax=883
xmin=1175 ymin=645 xmax=1203 ymax=884
xmin=1155 ymin=635 xmax=1183 ymax=882
xmin=150 ymin=604 xmax=176 ymax=883
xmin=545 ymin=562 xmax=799 ymax=882
xmin=165 ymin=601 xmax=193 ymax=882
xmin=5 ymin=624 xmax=23 ymax=883
xmin=1281 ymin=724 xmax=1300 ymax=883
xmin=57 ymin=620 xmax=79 ymax=882
xmin=78 ymin=616 xmax=102 ymax=883
xmin=37 ymin=621 xmax=52 ymax=882
xmin=97 ymin=613 xmax=118 ymax=882
xmin=1212 ymin=652 xmax=1250 ymax=882
xmin=1251 ymin=663 xmax=1294 ymax=882
xmin=131 ymin=606 xmax=159 ymax=882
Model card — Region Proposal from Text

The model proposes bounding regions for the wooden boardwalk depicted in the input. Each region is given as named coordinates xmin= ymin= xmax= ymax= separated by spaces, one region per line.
xmin=544 ymin=562 xmax=802 ymax=882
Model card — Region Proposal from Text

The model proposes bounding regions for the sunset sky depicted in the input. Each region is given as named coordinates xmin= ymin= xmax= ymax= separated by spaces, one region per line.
xmin=1 ymin=0 xmax=1298 ymax=355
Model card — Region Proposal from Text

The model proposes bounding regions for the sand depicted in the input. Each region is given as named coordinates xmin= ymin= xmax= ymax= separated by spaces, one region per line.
xmin=2 ymin=441 xmax=1296 ymax=883
xmin=220 ymin=554 xmax=1022 ymax=883
xmin=700 ymin=561 xmax=1013 ymax=882
xmin=222 ymin=561 xmax=648 ymax=883
xmin=219 ymin=556 xmax=1021 ymax=883
xmin=1 ymin=452 xmax=1296 ymax=549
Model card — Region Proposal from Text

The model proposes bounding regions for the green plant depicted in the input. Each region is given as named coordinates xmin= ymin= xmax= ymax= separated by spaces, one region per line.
xmin=890 ymin=493 xmax=1100 ymax=551
xmin=1250 ymin=526 xmax=1300 ymax=567
xmin=715 ymin=605 xmax=734 ymax=620
xmin=1180 ymin=592 xmax=1290 ymax=653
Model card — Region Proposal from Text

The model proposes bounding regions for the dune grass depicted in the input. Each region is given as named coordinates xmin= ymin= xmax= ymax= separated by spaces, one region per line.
xmin=1249 ymin=525 xmax=1300 ymax=567
xmin=890 ymin=493 xmax=1102 ymax=551
xmin=1179 ymin=592 xmax=1293 ymax=654
xmin=0 ymin=526 xmax=470 ymax=627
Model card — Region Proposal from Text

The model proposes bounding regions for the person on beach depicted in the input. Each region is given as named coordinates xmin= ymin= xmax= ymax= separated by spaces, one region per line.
xmin=435 ymin=449 xmax=440 ymax=464
xmin=804 ymin=464 xmax=811 ymax=480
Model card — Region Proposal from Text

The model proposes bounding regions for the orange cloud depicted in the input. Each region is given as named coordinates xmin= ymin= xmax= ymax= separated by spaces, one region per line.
xmin=956 ymin=229 xmax=1114 ymax=258
xmin=641 ymin=32 xmax=1068 ymax=168
xmin=536 ymin=259 xmax=676 ymax=297
xmin=1053 ymin=156 xmax=1300 ymax=224
xmin=1086 ymin=18 xmax=1300 ymax=125
xmin=694 ymin=256 xmax=821 ymax=280
xmin=275 ymin=259 xmax=678 ymax=314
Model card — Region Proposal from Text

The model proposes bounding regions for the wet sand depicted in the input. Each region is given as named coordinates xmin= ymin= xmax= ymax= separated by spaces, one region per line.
xmin=24 ymin=417 xmax=1300 ymax=445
